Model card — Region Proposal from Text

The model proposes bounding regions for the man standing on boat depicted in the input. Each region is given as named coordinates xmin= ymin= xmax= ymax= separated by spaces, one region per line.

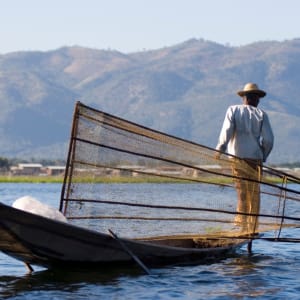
xmin=215 ymin=83 xmax=274 ymax=232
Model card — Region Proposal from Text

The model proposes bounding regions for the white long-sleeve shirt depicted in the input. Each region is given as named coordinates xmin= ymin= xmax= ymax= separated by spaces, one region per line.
xmin=216 ymin=104 xmax=274 ymax=162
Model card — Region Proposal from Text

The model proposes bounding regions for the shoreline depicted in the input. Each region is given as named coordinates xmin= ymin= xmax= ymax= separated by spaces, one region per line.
xmin=0 ymin=175 xmax=285 ymax=184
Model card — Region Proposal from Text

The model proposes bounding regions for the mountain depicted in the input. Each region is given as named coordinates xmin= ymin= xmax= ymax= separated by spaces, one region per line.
xmin=1 ymin=38 xmax=300 ymax=164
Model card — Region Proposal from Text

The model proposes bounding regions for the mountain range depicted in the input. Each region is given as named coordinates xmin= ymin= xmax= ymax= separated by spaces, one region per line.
xmin=1 ymin=38 xmax=300 ymax=164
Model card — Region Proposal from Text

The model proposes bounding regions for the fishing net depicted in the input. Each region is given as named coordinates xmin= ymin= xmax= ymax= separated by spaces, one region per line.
xmin=60 ymin=102 xmax=300 ymax=241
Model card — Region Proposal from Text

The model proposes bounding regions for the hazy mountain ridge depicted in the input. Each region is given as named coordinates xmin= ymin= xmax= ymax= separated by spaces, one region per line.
xmin=1 ymin=38 xmax=300 ymax=163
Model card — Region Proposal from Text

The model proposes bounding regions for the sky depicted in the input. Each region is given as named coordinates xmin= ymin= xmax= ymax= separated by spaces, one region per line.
xmin=1 ymin=0 xmax=300 ymax=54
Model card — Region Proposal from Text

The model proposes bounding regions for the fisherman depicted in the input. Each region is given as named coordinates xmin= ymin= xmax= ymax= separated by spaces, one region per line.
xmin=215 ymin=83 xmax=274 ymax=232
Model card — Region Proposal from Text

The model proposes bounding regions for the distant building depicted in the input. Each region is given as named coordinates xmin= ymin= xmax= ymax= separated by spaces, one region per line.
xmin=46 ymin=166 xmax=66 ymax=176
xmin=10 ymin=163 xmax=43 ymax=176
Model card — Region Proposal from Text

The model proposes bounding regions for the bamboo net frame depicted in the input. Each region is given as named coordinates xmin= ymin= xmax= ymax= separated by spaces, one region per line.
xmin=60 ymin=101 xmax=300 ymax=240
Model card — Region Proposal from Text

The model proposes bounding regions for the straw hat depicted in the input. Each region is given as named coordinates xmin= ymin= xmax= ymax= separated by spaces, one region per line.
xmin=237 ymin=83 xmax=266 ymax=98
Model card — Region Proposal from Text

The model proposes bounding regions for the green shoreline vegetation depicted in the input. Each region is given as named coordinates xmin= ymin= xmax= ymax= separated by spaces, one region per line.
xmin=0 ymin=175 xmax=286 ymax=184
xmin=0 ymin=176 xmax=64 ymax=183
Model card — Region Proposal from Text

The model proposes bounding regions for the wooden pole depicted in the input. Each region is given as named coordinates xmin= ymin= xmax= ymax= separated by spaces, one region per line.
xmin=25 ymin=262 xmax=34 ymax=273
xmin=108 ymin=229 xmax=151 ymax=275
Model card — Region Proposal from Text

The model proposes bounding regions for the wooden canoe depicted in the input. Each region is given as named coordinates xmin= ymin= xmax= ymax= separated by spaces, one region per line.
xmin=0 ymin=202 xmax=248 ymax=270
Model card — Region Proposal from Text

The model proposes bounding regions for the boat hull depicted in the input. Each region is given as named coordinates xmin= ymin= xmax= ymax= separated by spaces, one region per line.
xmin=0 ymin=203 xmax=247 ymax=269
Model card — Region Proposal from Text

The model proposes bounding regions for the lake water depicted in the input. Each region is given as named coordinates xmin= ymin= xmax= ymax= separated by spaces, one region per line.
xmin=1 ymin=183 xmax=300 ymax=299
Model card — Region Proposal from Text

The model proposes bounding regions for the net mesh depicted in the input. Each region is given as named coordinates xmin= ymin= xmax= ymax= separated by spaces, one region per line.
xmin=60 ymin=101 xmax=300 ymax=240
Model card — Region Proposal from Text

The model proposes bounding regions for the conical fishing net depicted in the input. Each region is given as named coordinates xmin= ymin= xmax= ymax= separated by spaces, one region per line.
xmin=60 ymin=102 xmax=300 ymax=241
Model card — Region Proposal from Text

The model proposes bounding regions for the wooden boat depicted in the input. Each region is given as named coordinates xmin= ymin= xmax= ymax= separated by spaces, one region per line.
xmin=0 ymin=202 xmax=247 ymax=271
xmin=1 ymin=102 xmax=299 ymax=272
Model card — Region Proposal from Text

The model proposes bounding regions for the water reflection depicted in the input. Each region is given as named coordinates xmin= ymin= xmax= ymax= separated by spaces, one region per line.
xmin=215 ymin=252 xmax=284 ymax=297
xmin=0 ymin=266 xmax=143 ymax=299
